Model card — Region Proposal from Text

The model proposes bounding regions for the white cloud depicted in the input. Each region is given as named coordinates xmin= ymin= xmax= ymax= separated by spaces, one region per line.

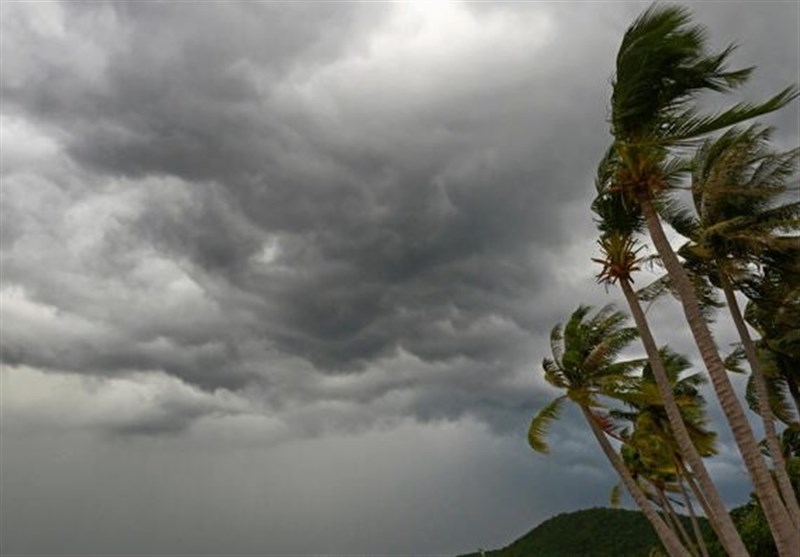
xmin=272 ymin=2 xmax=554 ymax=133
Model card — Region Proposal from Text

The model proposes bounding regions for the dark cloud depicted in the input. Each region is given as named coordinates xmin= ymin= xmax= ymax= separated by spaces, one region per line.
xmin=2 ymin=0 xmax=618 ymax=395
xmin=3 ymin=0 xmax=795 ymax=441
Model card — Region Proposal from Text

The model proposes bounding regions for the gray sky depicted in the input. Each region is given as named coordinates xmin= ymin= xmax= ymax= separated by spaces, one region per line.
xmin=1 ymin=1 xmax=798 ymax=555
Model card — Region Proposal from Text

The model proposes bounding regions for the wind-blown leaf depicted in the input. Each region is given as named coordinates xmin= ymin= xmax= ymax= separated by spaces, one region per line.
xmin=549 ymin=323 xmax=564 ymax=367
xmin=724 ymin=346 xmax=747 ymax=374
xmin=528 ymin=396 xmax=567 ymax=454
xmin=663 ymin=87 xmax=799 ymax=145
xmin=637 ymin=275 xmax=671 ymax=306
xmin=658 ymin=193 xmax=699 ymax=238
xmin=746 ymin=371 xmax=798 ymax=427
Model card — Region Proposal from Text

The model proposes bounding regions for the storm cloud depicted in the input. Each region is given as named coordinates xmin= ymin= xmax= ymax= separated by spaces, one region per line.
xmin=1 ymin=1 xmax=797 ymax=555
xmin=2 ymin=0 xmax=618 ymax=422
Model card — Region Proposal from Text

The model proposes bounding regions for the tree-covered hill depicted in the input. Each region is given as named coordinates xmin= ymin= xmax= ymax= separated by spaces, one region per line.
xmin=457 ymin=507 xmax=713 ymax=557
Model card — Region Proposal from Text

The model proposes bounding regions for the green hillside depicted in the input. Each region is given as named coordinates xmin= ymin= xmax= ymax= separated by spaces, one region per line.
xmin=458 ymin=507 xmax=713 ymax=557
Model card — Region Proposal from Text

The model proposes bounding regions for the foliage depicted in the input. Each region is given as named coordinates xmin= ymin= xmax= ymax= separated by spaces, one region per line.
xmin=528 ymin=305 xmax=642 ymax=454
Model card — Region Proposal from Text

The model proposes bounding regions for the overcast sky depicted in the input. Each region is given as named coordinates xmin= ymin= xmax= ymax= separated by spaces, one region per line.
xmin=1 ymin=1 xmax=798 ymax=555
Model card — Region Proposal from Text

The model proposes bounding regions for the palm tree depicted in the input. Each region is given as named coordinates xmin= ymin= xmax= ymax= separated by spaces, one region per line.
xmin=528 ymin=305 xmax=691 ymax=557
xmin=615 ymin=445 xmax=708 ymax=557
xmin=674 ymin=125 xmax=800 ymax=525
xmin=609 ymin=4 xmax=799 ymax=553
xmin=591 ymin=152 xmax=749 ymax=555
xmin=612 ymin=444 xmax=700 ymax=555
xmin=611 ymin=348 xmax=718 ymax=557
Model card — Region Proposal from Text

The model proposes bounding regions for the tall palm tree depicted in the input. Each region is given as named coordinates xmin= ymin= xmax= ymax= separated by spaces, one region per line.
xmin=609 ymin=5 xmax=799 ymax=553
xmin=674 ymin=125 xmax=800 ymax=525
xmin=529 ymin=305 xmax=691 ymax=557
xmin=591 ymin=152 xmax=749 ymax=555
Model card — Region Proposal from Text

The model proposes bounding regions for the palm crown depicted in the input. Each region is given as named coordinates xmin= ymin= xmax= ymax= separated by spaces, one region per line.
xmin=529 ymin=305 xmax=641 ymax=453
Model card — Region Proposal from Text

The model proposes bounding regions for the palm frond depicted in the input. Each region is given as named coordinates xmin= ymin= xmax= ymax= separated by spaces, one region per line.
xmin=745 ymin=373 xmax=798 ymax=427
xmin=611 ymin=4 xmax=765 ymax=142
xmin=637 ymin=275 xmax=671 ymax=306
xmin=657 ymin=193 xmax=700 ymax=238
xmin=542 ymin=357 xmax=568 ymax=389
xmin=528 ymin=396 xmax=568 ymax=454
xmin=663 ymin=87 xmax=799 ymax=145
xmin=549 ymin=323 xmax=564 ymax=365
xmin=724 ymin=345 xmax=747 ymax=374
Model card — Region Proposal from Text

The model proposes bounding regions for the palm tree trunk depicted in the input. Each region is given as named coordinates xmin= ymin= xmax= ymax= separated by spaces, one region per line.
xmin=620 ymin=278 xmax=749 ymax=556
xmin=718 ymin=268 xmax=800 ymax=528
xmin=641 ymin=199 xmax=799 ymax=557
xmin=684 ymin=467 xmax=758 ymax=557
xmin=650 ymin=485 xmax=681 ymax=541
xmin=580 ymin=405 xmax=691 ymax=557
xmin=677 ymin=474 xmax=710 ymax=557
xmin=679 ymin=458 xmax=726 ymax=547
xmin=658 ymin=487 xmax=697 ymax=556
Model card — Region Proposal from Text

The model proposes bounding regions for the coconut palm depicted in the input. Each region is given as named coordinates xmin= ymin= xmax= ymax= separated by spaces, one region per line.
xmin=617 ymin=349 xmax=718 ymax=469
xmin=610 ymin=349 xmax=717 ymax=557
xmin=673 ymin=125 xmax=800 ymax=525
xmin=613 ymin=445 xmax=700 ymax=555
xmin=591 ymin=151 xmax=749 ymax=555
xmin=528 ymin=305 xmax=691 ymax=557
xmin=609 ymin=4 xmax=798 ymax=553
xmin=615 ymin=445 xmax=709 ymax=557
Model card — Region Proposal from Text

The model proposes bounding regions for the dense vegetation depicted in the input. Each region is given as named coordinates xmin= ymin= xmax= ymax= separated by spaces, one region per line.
xmin=458 ymin=508 xmax=713 ymax=557
xmin=525 ymin=3 xmax=799 ymax=556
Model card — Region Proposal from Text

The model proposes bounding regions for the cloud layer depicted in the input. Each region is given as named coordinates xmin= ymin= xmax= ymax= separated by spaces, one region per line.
xmin=1 ymin=1 xmax=797 ymax=554
xmin=2 ymin=1 xmax=626 ymax=433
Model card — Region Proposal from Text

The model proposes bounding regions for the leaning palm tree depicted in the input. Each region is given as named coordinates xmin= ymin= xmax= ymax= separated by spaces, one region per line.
xmin=609 ymin=4 xmax=799 ymax=553
xmin=611 ymin=349 xmax=718 ymax=557
xmin=528 ymin=305 xmax=691 ymax=557
xmin=619 ymin=445 xmax=709 ymax=557
xmin=591 ymin=151 xmax=749 ymax=555
xmin=675 ymin=125 xmax=800 ymax=525
xmin=613 ymin=444 xmax=700 ymax=555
